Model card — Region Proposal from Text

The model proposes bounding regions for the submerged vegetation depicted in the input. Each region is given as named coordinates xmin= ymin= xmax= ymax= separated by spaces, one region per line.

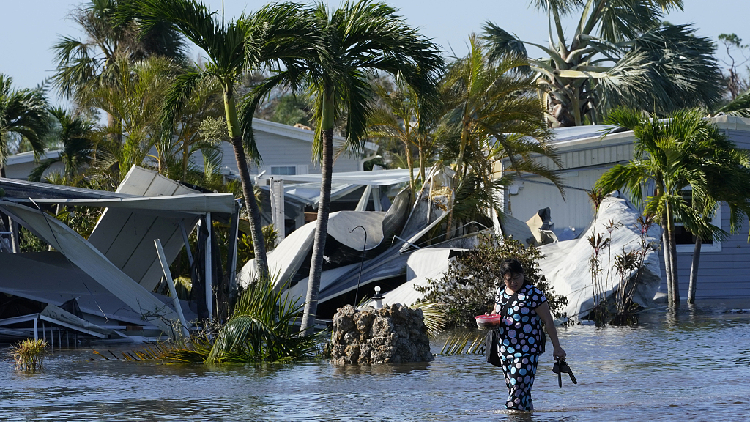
xmin=11 ymin=339 xmax=48 ymax=372
xmin=104 ymin=278 xmax=321 ymax=364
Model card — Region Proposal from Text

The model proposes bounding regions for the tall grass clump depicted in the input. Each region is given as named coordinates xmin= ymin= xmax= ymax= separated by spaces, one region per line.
xmin=11 ymin=339 xmax=48 ymax=372
xmin=116 ymin=277 xmax=321 ymax=364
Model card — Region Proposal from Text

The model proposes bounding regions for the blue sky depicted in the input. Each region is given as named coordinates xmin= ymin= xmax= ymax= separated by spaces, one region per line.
xmin=2 ymin=0 xmax=748 ymax=98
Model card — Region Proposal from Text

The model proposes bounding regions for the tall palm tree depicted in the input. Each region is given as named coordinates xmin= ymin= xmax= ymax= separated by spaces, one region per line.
xmin=122 ymin=0 xmax=319 ymax=280
xmin=595 ymin=108 xmax=727 ymax=307
xmin=438 ymin=35 xmax=562 ymax=238
xmin=53 ymin=0 xmax=188 ymax=165
xmin=249 ymin=0 xmax=443 ymax=334
xmin=299 ymin=0 xmax=442 ymax=333
xmin=29 ymin=107 xmax=96 ymax=184
xmin=483 ymin=1 xmax=722 ymax=127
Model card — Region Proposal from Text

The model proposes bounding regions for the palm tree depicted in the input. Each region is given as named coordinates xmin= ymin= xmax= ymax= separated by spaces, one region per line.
xmin=53 ymin=0 xmax=187 ymax=101
xmin=680 ymin=126 xmax=750 ymax=304
xmin=595 ymin=108 xmax=729 ymax=307
xmin=53 ymin=0 xmax=188 ymax=164
xmin=368 ymin=78 xmax=435 ymax=192
xmin=29 ymin=107 xmax=96 ymax=184
xmin=122 ymin=0 xmax=319 ymax=281
xmin=0 ymin=74 xmax=49 ymax=243
xmin=438 ymin=35 xmax=562 ymax=238
xmin=78 ymin=56 xmax=177 ymax=180
xmin=482 ymin=1 xmax=723 ymax=127
xmin=249 ymin=0 xmax=443 ymax=334
xmin=0 ymin=75 xmax=50 ymax=178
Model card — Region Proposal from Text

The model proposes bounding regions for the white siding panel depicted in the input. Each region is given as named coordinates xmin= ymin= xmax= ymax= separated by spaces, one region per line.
xmin=507 ymin=168 xmax=607 ymax=234
xmin=209 ymin=132 xmax=362 ymax=176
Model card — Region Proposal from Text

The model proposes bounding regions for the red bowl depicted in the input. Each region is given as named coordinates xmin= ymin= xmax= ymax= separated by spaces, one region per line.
xmin=475 ymin=314 xmax=503 ymax=328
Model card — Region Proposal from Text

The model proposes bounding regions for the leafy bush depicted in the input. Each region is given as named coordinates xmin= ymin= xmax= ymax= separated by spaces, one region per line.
xmin=415 ymin=234 xmax=567 ymax=328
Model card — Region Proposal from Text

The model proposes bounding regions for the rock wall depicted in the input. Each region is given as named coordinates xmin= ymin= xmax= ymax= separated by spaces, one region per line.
xmin=330 ymin=304 xmax=433 ymax=365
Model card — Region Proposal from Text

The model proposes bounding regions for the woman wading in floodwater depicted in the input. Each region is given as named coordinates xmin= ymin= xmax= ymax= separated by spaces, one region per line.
xmin=491 ymin=258 xmax=565 ymax=411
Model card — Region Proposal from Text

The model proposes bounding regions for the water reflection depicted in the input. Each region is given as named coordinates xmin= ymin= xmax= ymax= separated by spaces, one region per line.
xmin=332 ymin=361 xmax=431 ymax=375
xmin=2 ymin=305 xmax=750 ymax=421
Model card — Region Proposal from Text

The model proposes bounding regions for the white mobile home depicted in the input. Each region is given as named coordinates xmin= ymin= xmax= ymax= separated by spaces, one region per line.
xmin=216 ymin=118 xmax=372 ymax=178
xmin=502 ymin=116 xmax=750 ymax=301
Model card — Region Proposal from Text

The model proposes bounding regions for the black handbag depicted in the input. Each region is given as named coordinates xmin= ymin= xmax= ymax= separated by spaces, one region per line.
xmin=485 ymin=328 xmax=502 ymax=367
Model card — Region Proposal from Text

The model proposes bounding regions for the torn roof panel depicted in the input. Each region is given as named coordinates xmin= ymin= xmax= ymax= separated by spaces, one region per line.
xmin=86 ymin=167 xmax=231 ymax=289
xmin=0 ymin=201 xmax=182 ymax=333
xmin=13 ymin=194 xmax=235 ymax=214
xmin=0 ymin=177 xmax=131 ymax=200
xmin=0 ymin=251 xmax=196 ymax=326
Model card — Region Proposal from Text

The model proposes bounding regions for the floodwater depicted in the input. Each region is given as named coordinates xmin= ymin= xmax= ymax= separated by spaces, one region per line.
xmin=2 ymin=304 xmax=750 ymax=422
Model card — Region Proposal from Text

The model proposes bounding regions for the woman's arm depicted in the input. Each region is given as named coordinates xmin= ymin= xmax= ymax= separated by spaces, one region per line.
xmin=535 ymin=302 xmax=566 ymax=359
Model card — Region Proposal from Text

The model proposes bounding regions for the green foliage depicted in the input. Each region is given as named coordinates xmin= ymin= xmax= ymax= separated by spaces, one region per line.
xmin=483 ymin=3 xmax=723 ymax=126
xmin=0 ymin=74 xmax=50 ymax=167
xmin=120 ymin=278 xmax=320 ymax=364
xmin=18 ymin=226 xmax=48 ymax=253
xmin=11 ymin=339 xmax=48 ymax=372
xmin=237 ymin=224 xmax=278 ymax=264
xmin=415 ymin=235 xmax=567 ymax=328
xmin=206 ymin=277 xmax=319 ymax=363
xmin=270 ymin=94 xmax=312 ymax=127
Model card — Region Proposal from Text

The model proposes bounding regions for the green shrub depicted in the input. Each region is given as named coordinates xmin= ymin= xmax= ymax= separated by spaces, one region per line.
xmin=415 ymin=234 xmax=567 ymax=328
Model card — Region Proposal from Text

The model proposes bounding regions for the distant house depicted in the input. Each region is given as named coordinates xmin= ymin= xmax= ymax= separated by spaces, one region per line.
xmin=213 ymin=118 xmax=374 ymax=178
xmin=4 ymin=119 xmax=375 ymax=181
xmin=501 ymin=115 xmax=750 ymax=301
xmin=3 ymin=150 xmax=62 ymax=180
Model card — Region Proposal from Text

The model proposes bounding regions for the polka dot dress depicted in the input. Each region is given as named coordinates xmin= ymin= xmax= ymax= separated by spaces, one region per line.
xmin=494 ymin=284 xmax=548 ymax=411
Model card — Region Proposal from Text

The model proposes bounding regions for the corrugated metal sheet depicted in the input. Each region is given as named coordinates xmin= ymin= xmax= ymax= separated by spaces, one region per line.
xmin=86 ymin=167 xmax=234 ymax=291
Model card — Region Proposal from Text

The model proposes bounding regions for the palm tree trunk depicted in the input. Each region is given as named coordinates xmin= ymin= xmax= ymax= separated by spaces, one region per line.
xmin=688 ymin=237 xmax=702 ymax=304
xmin=418 ymin=142 xmax=426 ymax=185
xmin=445 ymin=109 xmax=471 ymax=240
xmin=665 ymin=206 xmax=680 ymax=307
xmin=660 ymin=214 xmax=674 ymax=307
xmin=404 ymin=140 xmax=415 ymax=192
xmin=300 ymin=90 xmax=335 ymax=335
xmin=224 ymin=88 xmax=269 ymax=279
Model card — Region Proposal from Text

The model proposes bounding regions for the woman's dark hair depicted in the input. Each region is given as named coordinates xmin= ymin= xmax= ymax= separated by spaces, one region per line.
xmin=500 ymin=258 xmax=524 ymax=279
